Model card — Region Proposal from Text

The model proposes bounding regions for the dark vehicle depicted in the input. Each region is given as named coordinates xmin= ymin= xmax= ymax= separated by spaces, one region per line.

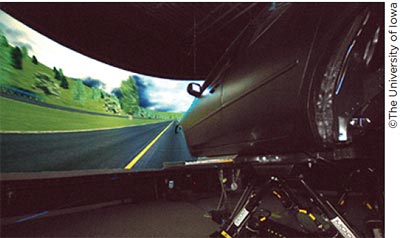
xmin=177 ymin=4 xmax=384 ymax=237
xmin=180 ymin=3 xmax=383 ymax=158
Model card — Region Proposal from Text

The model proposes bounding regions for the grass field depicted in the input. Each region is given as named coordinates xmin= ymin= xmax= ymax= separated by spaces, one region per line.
xmin=0 ymin=48 xmax=119 ymax=115
xmin=0 ymin=34 xmax=183 ymax=120
xmin=0 ymin=97 xmax=163 ymax=132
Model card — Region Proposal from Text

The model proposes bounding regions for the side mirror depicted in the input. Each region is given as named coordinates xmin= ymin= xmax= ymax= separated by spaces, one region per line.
xmin=187 ymin=83 xmax=202 ymax=98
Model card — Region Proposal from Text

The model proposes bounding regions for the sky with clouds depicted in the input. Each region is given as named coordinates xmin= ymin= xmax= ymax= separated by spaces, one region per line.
xmin=0 ymin=10 xmax=202 ymax=113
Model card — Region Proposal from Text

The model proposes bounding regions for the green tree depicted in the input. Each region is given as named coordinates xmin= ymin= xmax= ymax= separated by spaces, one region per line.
xmin=120 ymin=77 xmax=139 ymax=115
xmin=58 ymin=68 xmax=64 ymax=80
xmin=100 ymin=90 xmax=107 ymax=99
xmin=10 ymin=46 xmax=23 ymax=69
xmin=53 ymin=67 xmax=63 ymax=81
xmin=91 ymin=87 xmax=101 ymax=100
xmin=53 ymin=67 xmax=68 ymax=89
xmin=32 ymin=55 xmax=38 ymax=64
xmin=60 ymin=74 xmax=69 ymax=89
xmin=72 ymin=79 xmax=86 ymax=104
xmin=0 ymin=35 xmax=8 ymax=47
xmin=21 ymin=46 xmax=28 ymax=58
xmin=0 ymin=29 xmax=8 ymax=47
xmin=53 ymin=67 xmax=59 ymax=79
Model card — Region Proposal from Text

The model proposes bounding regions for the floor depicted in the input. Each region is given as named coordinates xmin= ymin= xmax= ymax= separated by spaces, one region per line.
xmin=0 ymin=188 xmax=376 ymax=237
xmin=1 ymin=197 xmax=220 ymax=237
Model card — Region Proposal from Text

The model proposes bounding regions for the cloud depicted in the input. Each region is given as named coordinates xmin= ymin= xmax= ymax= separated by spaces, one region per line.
xmin=0 ymin=18 xmax=34 ymax=55
xmin=111 ymin=88 xmax=122 ymax=99
xmin=132 ymin=74 xmax=202 ymax=113
xmin=19 ymin=43 xmax=33 ymax=51
xmin=83 ymin=77 xmax=106 ymax=89
xmin=134 ymin=75 xmax=155 ymax=108
xmin=0 ymin=10 xmax=132 ymax=93
xmin=0 ymin=22 xmax=27 ymax=39
xmin=0 ymin=10 xmax=205 ymax=113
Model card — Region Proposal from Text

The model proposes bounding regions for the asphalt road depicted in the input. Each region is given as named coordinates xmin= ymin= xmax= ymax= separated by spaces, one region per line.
xmin=0 ymin=120 xmax=196 ymax=173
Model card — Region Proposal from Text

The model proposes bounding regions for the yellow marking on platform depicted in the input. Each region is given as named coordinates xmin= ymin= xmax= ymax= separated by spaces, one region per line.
xmin=271 ymin=213 xmax=282 ymax=219
xmin=221 ymin=230 xmax=232 ymax=238
xmin=298 ymin=209 xmax=308 ymax=214
xmin=272 ymin=191 xmax=282 ymax=199
xmin=124 ymin=121 xmax=174 ymax=169
xmin=308 ymin=213 xmax=316 ymax=221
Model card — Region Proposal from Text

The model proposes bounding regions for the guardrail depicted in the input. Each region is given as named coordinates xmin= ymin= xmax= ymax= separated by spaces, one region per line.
xmin=0 ymin=84 xmax=43 ymax=102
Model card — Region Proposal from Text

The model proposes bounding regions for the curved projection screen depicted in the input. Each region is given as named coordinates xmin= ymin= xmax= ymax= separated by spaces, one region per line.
xmin=0 ymin=10 xmax=202 ymax=174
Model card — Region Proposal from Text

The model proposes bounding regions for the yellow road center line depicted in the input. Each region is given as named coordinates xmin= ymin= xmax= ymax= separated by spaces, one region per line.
xmin=124 ymin=121 xmax=174 ymax=170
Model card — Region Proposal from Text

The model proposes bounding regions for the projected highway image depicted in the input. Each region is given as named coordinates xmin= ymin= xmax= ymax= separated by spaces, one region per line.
xmin=0 ymin=10 xmax=200 ymax=173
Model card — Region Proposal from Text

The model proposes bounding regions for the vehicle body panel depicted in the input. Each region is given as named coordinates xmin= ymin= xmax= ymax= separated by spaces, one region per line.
xmin=180 ymin=3 xmax=383 ymax=157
